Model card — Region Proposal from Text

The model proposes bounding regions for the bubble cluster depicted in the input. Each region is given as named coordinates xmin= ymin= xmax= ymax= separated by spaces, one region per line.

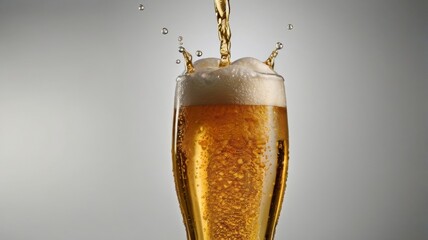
xmin=138 ymin=4 xmax=145 ymax=11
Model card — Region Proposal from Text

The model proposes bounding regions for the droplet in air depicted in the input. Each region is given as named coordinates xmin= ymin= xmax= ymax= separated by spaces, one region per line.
xmin=178 ymin=46 xmax=185 ymax=53
xmin=287 ymin=24 xmax=294 ymax=30
xmin=178 ymin=36 xmax=184 ymax=45
xmin=276 ymin=42 xmax=283 ymax=50
xmin=176 ymin=59 xmax=181 ymax=64
xmin=161 ymin=27 xmax=169 ymax=35
xmin=139 ymin=4 xmax=145 ymax=11
xmin=196 ymin=50 xmax=203 ymax=57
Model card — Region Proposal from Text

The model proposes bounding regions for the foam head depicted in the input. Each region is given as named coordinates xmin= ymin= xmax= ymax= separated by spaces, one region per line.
xmin=175 ymin=57 xmax=286 ymax=107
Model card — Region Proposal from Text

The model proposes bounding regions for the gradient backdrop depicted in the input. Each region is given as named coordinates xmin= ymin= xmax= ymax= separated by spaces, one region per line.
xmin=0 ymin=0 xmax=427 ymax=239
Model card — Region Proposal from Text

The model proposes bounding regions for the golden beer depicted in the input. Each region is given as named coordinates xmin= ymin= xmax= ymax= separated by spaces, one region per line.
xmin=172 ymin=104 xmax=288 ymax=239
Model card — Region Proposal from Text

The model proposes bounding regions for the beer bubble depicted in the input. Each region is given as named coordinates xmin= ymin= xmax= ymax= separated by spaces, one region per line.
xmin=178 ymin=46 xmax=185 ymax=53
xmin=138 ymin=4 xmax=145 ymax=11
xmin=176 ymin=59 xmax=181 ymax=64
xmin=161 ymin=27 xmax=169 ymax=35
xmin=178 ymin=36 xmax=183 ymax=42
xmin=287 ymin=24 xmax=294 ymax=30
xmin=196 ymin=50 xmax=203 ymax=57
xmin=276 ymin=42 xmax=283 ymax=50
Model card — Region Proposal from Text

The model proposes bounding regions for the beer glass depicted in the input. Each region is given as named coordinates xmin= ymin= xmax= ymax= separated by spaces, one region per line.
xmin=172 ymin=58 xmax=289 ymax=240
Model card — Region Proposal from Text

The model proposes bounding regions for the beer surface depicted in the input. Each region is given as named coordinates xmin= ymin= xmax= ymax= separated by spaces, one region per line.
xmin=172 ymin=104 xmax=289 ymax=240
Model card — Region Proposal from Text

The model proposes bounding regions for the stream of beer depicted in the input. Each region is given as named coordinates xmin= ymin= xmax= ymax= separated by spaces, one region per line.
xmin=214 ymin=0 xmax=232 ymax=67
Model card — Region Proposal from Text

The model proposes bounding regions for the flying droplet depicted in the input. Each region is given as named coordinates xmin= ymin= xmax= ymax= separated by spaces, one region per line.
xmin=176 ymin=59 xmax=181 ymax=64
xmin=196 ymin=50 xmax=203 ymax=57
xmin=287 ymin=24 xmax=294 ymax=30
xmin=162 ymin=28 xmax=169 ymax=35
xmin=139 ymin=4 xmax=145 ymax=11
xmin=276 ymin=42 xmax=283 ymax=50
xmin=178 ymin=46 xmax=185 ymax=53
xmin=178 ymin=36 xmax=184 ymax=45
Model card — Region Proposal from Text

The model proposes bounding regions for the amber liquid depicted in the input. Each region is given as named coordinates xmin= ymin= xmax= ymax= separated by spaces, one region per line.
xmin=172 ymin=104 xmax=289 ymax=240
xmin=214 ymin=0 xmax=231 ymax=67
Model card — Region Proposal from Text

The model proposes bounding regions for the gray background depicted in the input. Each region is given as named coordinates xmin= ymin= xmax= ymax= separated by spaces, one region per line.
xmin=0 ymin=0 xmax=427 ymax=239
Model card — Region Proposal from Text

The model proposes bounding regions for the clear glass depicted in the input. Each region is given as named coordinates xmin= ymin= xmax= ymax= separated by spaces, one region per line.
xmin=172 ymin=66 xmax=289 ymax=240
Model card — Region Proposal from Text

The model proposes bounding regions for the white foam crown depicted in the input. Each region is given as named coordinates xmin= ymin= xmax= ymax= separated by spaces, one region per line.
xmin=175 ymin=57 xmax=286 ymax=107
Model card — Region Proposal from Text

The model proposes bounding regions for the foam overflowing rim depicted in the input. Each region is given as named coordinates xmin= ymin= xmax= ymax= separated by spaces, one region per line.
xmin=175 ymin=57 xmax=286 ymax=107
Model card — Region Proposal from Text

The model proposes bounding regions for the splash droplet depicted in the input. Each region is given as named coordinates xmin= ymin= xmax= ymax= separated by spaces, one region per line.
xmin=178 ymin=36 xmax=184 ymax=45
xmin=265 ymin=42 xmax=282 ymax=69
xmin=196 ymin=50 xmax=203 ymax=57
xmin=287 ymin=24 xmax=294 ymax=30
xmin=139 ymin=4 xmax=145 ymax=11
xmin=162 ymin=28 xmax=169 ymax=35
xmin=178 ymin=46 xmax=185 ymax=53
xmin=176 ymin=59 xmax=181 ymax=64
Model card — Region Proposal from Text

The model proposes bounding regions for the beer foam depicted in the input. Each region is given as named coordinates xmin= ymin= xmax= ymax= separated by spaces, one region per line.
xmin=176 ymin=57 xmax=286 ymax=107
